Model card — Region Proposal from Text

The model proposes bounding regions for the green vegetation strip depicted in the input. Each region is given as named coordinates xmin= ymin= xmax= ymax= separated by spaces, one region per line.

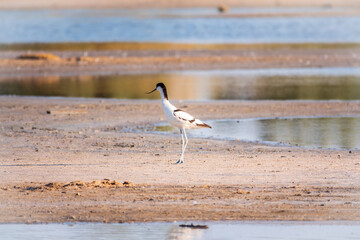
xmin=1 ymin=42 xmax=360 ymax=51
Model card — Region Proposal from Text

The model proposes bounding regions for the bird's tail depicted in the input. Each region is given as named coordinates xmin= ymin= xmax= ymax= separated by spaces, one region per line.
xmin=196 ymin=122 xmax=212 ymax=128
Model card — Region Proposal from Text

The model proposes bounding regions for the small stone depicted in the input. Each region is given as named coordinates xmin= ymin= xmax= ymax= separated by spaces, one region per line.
xmin=91 ymin=180 xmax=101 ymax=187
xmin=111 ymin=180 xmax=120 ymax=185
xmin=218 ymin=5 xmax=228 ymax=13
xmin=75 ymin=181 xmax=86 ymax=186
xmin=123 ymin=181 xmax=133 ymax=187
xmin=237 ymin=189 xmax=252 ymax=194
xmin=17 ymin=53 xmax=61 ymax=61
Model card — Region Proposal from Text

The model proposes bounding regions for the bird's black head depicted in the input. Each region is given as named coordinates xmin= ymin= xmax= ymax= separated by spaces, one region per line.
xmin=146 ymin=82 xmax=168 ymax=99
xmin=156 ymin=82 xmax=166 ymax=90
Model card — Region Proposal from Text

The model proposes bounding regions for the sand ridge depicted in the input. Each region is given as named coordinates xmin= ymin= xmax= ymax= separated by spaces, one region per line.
xmin=1 ymin=47 xmax=360 ymax=78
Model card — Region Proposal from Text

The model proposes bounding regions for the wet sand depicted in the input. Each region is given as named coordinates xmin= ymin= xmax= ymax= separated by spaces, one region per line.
xmin=1 ymin=96 xmax=360 ymax=223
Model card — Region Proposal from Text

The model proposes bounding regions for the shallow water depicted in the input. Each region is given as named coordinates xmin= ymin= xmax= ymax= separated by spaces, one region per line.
xmin=1 ymin=222 xmax=360 ymax=240
xmin=157 ymin=117 xmax=360 ymax=150
xmin=1 ymin=8 xmax=360 ymax=43
xmin=2 ymin=68 xmax=360 ymax=100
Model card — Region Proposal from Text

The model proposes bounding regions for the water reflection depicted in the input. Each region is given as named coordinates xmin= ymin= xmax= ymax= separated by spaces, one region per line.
xmin=2 ymin=68 xmax=360 ymax=100
xmin=167 ymin=226 xmax=205 ymax=240
xmin=158 ymin=117 xmax=360 ymax=149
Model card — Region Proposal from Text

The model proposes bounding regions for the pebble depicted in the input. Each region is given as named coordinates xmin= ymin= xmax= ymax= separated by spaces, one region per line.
xmin=218 ymin=5 xmax=228 ymax=13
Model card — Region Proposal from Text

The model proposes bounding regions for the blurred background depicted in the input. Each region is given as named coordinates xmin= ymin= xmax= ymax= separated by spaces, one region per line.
xmin=1 ymin=0 xmax=360 ymax=100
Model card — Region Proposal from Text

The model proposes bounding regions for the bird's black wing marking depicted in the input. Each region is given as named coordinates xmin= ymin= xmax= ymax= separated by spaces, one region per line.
xmin=173 ymin=109 xmax=211 ymax=128
xmin=173 ymin=109 xmax=196 ymax=122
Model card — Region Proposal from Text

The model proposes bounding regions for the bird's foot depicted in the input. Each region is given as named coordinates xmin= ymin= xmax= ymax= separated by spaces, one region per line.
xmin=176 ymin=159 xmax=184 ymax=164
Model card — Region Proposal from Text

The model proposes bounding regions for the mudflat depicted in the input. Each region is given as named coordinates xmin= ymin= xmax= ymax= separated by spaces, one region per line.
xmin=1 ymin=96 xmax=359 ymax=223
xmin=1 ymin=0 xmax=360 ymax=223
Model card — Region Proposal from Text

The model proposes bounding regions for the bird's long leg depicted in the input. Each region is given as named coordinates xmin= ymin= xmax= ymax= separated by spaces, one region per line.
xmin=180 ymin=128 xmax=188 ymax=164
xmin=176 ymin=129 xmax=184 ymax=164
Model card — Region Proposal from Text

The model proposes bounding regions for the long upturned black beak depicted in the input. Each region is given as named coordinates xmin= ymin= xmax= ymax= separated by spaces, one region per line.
xmin=146 ymin=88 xmax=157 ymax=94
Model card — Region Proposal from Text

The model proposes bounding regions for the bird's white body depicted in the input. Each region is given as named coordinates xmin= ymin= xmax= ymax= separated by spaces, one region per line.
xmin=148 ymin=83 xmax=211 ymax=164
xmin=163 ymin=101 xmax=181 ymax=128
xmin=160 ymin=92 xmax=208 ymax=129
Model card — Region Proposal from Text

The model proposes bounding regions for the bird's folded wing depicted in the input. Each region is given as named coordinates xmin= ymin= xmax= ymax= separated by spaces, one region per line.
xmin=173 ymin=109 xmax=195 ymax=122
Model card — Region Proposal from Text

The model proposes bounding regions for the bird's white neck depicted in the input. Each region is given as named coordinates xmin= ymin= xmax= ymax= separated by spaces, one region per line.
xmin=158 ymin=87 xmax=167 ymax=101
xmin=161 ymin=95 xmax=175 ymax=110
xmin=158 ymin=89 xmax=176 ymax=112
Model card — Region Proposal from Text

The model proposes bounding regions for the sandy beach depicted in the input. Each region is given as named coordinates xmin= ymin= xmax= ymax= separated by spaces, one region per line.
xmin=1 ymin=0 xmax=360 ymax=225
xmin=1 ymin=96 xmax=359 ymax=223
